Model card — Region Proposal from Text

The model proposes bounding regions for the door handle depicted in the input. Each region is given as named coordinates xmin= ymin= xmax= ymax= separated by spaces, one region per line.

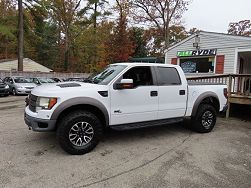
xmin=179 ymin=90 xmax=186 ymax=95
xmin=150 ymin=91 xmax=158 ymax=97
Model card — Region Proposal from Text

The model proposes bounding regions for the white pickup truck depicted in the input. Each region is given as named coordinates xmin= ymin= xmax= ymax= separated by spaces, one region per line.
xmin=25 ymin=63 xmax=228 ymax=155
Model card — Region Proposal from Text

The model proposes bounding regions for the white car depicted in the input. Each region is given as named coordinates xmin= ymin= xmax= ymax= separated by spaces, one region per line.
xmin=4 ymin=76 xmax=37 ymax=95
xmin=25 ymin=63 xmax=227 ymax=155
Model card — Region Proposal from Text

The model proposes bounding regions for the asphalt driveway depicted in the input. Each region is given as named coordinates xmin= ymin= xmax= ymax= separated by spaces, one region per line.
xmin=0 ymin=96 xmax=250 ymax=188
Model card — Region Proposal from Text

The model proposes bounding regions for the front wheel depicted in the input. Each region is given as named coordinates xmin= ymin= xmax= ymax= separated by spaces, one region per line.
xmin=12 ymin=88 xmax=16 ymax=96
xmin=191 ymin=104 xmax=217 ymax=133
xmin=57 ymin=110 xmax=103 ymax=155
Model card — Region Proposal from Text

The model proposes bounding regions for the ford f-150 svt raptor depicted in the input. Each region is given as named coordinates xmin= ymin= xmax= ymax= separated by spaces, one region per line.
xmin=25 ymin=63 xmax=227 ymax=155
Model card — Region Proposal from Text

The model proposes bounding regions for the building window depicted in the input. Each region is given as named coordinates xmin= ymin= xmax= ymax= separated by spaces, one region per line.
xmin=180 ymin=57 xmax=215 ymax=73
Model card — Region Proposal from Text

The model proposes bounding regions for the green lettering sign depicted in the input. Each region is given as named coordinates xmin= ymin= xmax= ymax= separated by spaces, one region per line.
xmin=177 ymin=49 xmax=217 ymax=57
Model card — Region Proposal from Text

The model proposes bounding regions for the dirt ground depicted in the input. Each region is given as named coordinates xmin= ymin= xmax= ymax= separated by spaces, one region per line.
xmin=0 ymin=96 xmax=251 ymax=188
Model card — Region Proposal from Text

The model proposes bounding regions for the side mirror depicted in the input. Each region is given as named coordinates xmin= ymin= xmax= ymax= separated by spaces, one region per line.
xmin=115 ymin=79 xmax=134 ymax=90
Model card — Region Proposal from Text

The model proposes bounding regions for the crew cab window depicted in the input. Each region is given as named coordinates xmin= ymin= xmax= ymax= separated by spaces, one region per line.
xmin=123 ymin=66 xmax=153 ymax=87
xmin=157 ymin=67 xmax=181 ymax=85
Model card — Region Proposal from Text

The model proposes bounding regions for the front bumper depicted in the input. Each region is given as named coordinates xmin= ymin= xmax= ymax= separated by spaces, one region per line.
xmin=24 ymin=112 xmax=56 ymax=132
xmin=16 ymin=88 xmax=33 ymax=94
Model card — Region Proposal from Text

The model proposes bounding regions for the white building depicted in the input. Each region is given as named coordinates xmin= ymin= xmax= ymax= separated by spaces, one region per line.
xmin=165 ymin=31 xmax=251 ymax=75
xmin=0 ymin=58 xmax=52 ymax=72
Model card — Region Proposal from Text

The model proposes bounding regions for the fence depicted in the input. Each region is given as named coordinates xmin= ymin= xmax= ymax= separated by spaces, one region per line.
xmin=0 ymin=70 xmax=90 ymax=79
xmin=187 ymin=74 xmax=251 ymax=118
xmin=187 ymin=74 xmax=251 ymax=96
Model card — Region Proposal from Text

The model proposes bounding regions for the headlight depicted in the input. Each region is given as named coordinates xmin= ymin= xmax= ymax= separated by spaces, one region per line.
xmin=36 ymin=97 xmax=57 ymax=111
xmin=5 ymin=85 xmax=9 ymax=89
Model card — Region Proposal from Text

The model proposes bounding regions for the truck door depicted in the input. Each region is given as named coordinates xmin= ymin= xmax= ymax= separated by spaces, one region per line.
xmin=110 ymin=66 xmax=158 ymax=125
xmin=156 ymin=67 xmax=187 ymax=119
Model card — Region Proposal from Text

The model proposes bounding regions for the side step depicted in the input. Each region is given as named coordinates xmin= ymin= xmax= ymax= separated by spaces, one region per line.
xmin=110 ymin=117 xmax=184 ymax=131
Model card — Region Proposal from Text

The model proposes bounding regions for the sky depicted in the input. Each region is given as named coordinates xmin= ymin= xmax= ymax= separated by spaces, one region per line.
xmin=183 ymin=0 xmax=251 ymax=33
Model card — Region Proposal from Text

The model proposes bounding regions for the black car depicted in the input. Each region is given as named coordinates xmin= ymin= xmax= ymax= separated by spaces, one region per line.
xmin=0 ymin=78 xmax=10 ymax=96
xmin=51 ymin=77 xmax=63 ymax=83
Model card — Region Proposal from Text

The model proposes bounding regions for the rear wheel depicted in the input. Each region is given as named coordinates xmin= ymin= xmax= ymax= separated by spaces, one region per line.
xmin=191 ymin=104 xmax=217 ymax=133
xmin=57 ymin=110 xmax=103 ymax=155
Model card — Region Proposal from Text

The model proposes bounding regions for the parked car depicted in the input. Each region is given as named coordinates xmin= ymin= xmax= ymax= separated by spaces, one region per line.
xmin=30 ymin=77 xmax=56 ymax=85
xmin=4 ymin=76 xmax=37 ymax=95
xmin=25 ymin=63 xmax=228 ymax=155
xmin=65 ymin=77 xmax=86 ymax=82
xmin=51 ymin=77 xmax=63 ymax=83
xmin=0 ymin=78 xmax=10 ymax=97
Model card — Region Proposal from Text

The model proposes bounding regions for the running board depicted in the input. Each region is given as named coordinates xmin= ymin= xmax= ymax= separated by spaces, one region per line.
xmin=110 ymin=117 xmax=184 ymax=131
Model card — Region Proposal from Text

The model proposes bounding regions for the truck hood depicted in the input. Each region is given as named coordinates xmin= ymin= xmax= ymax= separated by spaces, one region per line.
xmin=31 ymin=82 xmax=108 ymax=97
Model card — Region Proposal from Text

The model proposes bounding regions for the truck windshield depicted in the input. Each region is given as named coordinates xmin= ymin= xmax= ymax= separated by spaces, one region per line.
xmin=86 ymin=65 xmax=126 ymax=85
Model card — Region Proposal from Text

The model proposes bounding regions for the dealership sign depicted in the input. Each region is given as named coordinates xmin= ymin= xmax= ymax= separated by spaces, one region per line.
xmin=177 ymin=49 xmax=217 ymax=57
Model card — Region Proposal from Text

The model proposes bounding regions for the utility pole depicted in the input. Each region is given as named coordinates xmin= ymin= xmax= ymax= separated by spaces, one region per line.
xmin=18 ymin=0 xmax=23 ymax=71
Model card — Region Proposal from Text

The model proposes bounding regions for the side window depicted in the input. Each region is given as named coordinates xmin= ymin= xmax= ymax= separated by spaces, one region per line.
xmin=157 ymin=67 xmax=181 ymax=85
xmin=123 ymin=66 xmax=153 ymax=88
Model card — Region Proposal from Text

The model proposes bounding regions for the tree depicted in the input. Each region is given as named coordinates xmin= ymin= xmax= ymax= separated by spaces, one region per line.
xmin=188 ymin=27 xmax=199 ymax=35
xmin=0 ymin=0 xmax=17 ymax=59
xmin=79 ymin=0 xmax=110 ymax=29
xmin=131 ymin=0 xmax=189 ymax=50
xmin=50 ymin=0 xmax=82 ymax=71
xmin=169 ymin=25 xmax=187 ymax=44
xmin=228 ymin=20 xmax=251 ymax=36
xmin=108 ymin=0 xmax=134 ymax=62
xmin=129 ymin=27 xmax=147 ymax=57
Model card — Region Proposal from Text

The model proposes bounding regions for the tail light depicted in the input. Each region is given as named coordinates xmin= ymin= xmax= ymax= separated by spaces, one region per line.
xmin=223 ymin=88 xmax=228 ymax=98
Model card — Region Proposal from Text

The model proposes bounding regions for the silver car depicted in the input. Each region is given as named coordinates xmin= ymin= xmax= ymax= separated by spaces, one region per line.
xmin=3 ymin=76 xmax=37 ymax=95
xmin=30 ymin=77 xmax=56 ymax=85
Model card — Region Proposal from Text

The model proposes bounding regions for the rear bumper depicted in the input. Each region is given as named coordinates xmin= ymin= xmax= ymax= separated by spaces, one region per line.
xmin=24 ymin=112 xmax=56 ymax=132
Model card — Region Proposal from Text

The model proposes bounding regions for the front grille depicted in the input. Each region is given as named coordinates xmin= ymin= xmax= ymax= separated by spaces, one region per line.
xmin=25 ymin=87 xmax=34 ymax=89
xmin=0 ymin=85 xmax=5 ymax=88
xmin=29 ymin=94 xmax=38 ymax=112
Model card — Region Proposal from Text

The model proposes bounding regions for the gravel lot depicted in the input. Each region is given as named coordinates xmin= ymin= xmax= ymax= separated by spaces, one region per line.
xmin=0 ymin=96 xmax=251 ymax=188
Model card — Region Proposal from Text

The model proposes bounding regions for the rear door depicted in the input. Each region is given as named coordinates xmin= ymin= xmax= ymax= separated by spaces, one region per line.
xmin=110 ymin=66 xmax=158 ymax=125
xmin=156 ymin=67 xmax=187 ymax=119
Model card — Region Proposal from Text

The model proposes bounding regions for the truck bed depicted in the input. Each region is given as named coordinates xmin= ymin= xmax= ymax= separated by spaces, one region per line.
xmin=188 ymin=81 xmax=225 ymax=86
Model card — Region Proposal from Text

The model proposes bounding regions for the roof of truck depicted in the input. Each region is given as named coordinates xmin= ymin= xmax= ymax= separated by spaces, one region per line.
xmin=113 ymin=62 xmax=176 ymax=67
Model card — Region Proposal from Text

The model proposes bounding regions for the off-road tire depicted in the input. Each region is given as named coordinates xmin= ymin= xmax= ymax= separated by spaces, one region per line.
xmin=191 ymin=104 xmax=217 ymax=133
xmin=57 ymin=110 xmax=103 ymax=155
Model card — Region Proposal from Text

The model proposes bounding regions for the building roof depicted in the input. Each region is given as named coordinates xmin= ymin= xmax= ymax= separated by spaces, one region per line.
xmin=0 ymin=58 xmax=52 ymax=72
xmin=165 ymin=31 xmax=251 ymax=53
